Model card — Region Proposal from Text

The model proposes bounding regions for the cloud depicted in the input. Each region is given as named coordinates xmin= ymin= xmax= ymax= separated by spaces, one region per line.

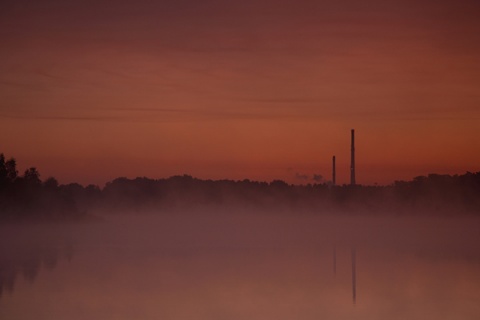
xmin=0 ymin=113 xmax=122 ymax=122
xmin=312 ymin=174 xmax=323 ymax=182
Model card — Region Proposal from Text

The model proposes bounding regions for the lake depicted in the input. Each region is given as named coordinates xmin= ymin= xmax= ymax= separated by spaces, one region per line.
xmin=1 ymin=212 xmax=480 ymax=320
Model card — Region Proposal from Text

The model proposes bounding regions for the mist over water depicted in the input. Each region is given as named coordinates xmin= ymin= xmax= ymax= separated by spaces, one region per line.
xmin=1 ymin=210 xmax=480 ymax=320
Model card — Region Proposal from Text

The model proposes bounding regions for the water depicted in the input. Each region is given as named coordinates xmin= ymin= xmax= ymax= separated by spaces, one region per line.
xmin=1 ymin=212 xmax=480 ymax=320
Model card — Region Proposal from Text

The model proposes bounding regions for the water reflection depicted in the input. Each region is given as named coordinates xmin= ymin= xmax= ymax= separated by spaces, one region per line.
xmin=0 ymin=225 xmax=74 ymax=298
xmin=1 ymin=214 xmax=480 ymax=320
xmin=333 ymin=245 xmax=337 ymax=276
xmin=352 ymin=248 xmax=356 ymax=304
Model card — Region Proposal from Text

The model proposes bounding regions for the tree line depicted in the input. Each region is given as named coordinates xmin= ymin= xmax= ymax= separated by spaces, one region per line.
xmin=1 ymin=152 xmax=480 ymax=220
xmin=98 ymin=173 xmax=480 ymax=215
xmin=0 ymin=153 xmax=83 ymax=220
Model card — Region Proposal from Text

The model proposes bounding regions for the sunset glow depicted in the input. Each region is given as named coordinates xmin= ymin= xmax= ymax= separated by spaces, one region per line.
xmin=1 ymin=0 xmax=479 ymax=185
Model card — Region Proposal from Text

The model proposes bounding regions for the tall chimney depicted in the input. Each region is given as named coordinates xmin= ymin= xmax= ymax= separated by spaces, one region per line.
xmin=350 ymin=129 xmax=356 ymax=186
xmin=332 ymin=155 xmax=336 ymax=186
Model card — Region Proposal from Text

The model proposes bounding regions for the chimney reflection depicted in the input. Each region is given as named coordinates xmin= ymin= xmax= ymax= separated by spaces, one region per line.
xmin=333 ymin=245 xmax=337 ymax=276
xmin=352 ymin=248 xmax=357 ymax=304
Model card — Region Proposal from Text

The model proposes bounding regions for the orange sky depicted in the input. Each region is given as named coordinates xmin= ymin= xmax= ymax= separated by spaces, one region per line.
xmin=1 ymin=0 xmax=480 ymax=186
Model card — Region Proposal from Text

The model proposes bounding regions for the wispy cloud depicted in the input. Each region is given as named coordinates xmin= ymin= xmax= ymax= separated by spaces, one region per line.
xmin=0 ymin=114 xmax=122 ymax=122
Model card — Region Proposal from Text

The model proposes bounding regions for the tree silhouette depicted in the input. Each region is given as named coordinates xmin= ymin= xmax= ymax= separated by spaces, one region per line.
xmin=43 ymin=177 xmax=59 ymax=190
xmin=5 ymin=158 xmax=18 ymax=182
xmin=0 ymin=154 xmax=17 ymax=187
xmin=0 ymin=153 xmax=84 ymax=220
xmin=0 ymin=154 xmax=6 ymax=183
xmin=23 ymin=167 xmax=41 ymax=186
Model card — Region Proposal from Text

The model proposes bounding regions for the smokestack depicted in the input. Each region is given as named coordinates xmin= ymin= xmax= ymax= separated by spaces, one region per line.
xmin=332 ymin=155 xmax=336 ymax=186
xmin=350 ymin=129 xmax=356 ymax=186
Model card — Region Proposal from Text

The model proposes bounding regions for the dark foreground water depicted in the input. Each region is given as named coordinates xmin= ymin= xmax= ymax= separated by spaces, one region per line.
xmin=1 ymin=212 xmax=480 ymax=320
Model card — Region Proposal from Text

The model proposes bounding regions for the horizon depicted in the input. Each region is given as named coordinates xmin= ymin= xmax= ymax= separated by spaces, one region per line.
xmin=1 ymin=0 xmax=480 ymax=186
xmin=2 ymin=150 xmax=478 ymax=188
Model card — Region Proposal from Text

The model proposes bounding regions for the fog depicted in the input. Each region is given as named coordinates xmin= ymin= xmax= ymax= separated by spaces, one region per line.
xmin=75 ymin=210 xmax=480 ymax=255
xmin=2 ymin=209 xmax=480 ymax=319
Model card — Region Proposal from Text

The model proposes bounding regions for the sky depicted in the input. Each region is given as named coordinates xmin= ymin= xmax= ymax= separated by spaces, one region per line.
xmin=1 ymin=0 xmax=480 ymax=186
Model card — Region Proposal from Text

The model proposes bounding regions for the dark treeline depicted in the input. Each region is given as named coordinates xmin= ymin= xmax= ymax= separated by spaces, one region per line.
xmin=98 ymin=173 xmax=480 ymax=215
xmin=0 ymin=153 xmax=87 ymax=221
xmin=1 ymin=153 xmax=480 ymax=220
